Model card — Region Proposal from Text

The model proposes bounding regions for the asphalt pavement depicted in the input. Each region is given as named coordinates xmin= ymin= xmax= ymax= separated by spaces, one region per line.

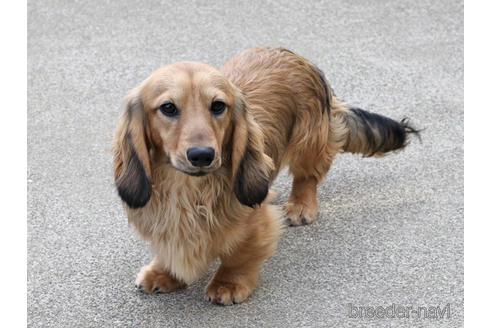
xmin=27 ymin=0 xmax=463 ymax=327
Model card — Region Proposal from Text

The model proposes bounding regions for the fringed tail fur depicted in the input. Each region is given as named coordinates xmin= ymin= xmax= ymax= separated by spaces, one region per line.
xmin=330 ymin=99 xmax=420 ymax=157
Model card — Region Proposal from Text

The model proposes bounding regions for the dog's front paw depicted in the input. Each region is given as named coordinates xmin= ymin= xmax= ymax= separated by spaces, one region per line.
xmin=283 ymin=201 xmax=317 ymax=226
xmin=135 ymin=264 xmax=185 ymax=294
xmin=205 ymin=280 xmax=252 ymax=305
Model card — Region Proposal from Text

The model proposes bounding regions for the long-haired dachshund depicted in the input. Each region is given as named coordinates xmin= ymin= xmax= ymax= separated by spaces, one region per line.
xmin=113 ymin=47 xmax=418 ymax=305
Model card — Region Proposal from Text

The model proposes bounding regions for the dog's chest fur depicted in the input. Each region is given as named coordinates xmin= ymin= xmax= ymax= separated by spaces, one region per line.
xmin=126 ymin=166 xmax=247 ymax=283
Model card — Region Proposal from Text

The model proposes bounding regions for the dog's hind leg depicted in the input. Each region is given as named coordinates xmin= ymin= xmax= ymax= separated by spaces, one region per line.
xmin=283 ymin=155 xmax=335 ymax=226
xmin=283 ymin=111 xmax=346 ymax=226
xmin=284 ymin=176 xmax=321 ymax=226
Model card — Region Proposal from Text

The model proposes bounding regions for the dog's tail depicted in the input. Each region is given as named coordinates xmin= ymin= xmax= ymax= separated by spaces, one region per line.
xmin=330 ymin=99 xmax=420 ymax=157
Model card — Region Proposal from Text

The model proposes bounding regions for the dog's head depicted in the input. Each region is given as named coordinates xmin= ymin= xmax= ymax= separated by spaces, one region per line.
xmin=112 ymin=62 xmax=272 ymax=209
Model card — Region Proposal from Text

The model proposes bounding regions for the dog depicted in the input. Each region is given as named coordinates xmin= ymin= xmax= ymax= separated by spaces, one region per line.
xmin=112 ymin=47 xmax=419 ymax=305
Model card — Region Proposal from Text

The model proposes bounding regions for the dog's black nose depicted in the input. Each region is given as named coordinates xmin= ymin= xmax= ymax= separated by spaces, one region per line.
xmin=186 ymin=147 xmax=215 ymax=167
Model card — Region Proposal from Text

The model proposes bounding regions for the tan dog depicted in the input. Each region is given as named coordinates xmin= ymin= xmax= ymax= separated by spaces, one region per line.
xmin=112 ymin=47 xmax=418 ymax=305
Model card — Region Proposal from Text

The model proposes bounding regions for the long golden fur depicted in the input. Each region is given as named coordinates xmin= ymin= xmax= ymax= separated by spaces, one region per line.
xmin=112 ymin=47 xmax=418 ymax=305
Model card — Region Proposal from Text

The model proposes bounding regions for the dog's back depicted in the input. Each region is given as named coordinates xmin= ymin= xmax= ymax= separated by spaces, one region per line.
xmin=222 ymin=47 xmax=419 ymax=225
xmin=221 ymin=47 xmax=331 ymax=173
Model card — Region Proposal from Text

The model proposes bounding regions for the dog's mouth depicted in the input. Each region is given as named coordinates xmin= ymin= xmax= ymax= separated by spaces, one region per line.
xmin=168 ymin=156 xmax=221 ymax=177
xmin=176 ymin=166 xmax=220 ymax=177
xmin=186 ymin=170 xmax=209 ymax=177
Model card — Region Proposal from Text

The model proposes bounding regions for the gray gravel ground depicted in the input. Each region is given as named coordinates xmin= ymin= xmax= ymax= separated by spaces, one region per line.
xmin=27 ymin=0 xmax=463 ymax=327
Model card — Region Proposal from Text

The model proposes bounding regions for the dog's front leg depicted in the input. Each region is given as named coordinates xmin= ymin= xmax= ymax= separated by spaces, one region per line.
xmin=205 ymin=205 xmax=281 ymax=305
xmin=205 ymin=255 xmax=261 ymax=305
xmin=135 ymin=256 xmax=186 ymax=294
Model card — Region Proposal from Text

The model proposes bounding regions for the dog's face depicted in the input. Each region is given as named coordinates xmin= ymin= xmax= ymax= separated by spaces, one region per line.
xmin=140 ymin=62 xmax=234 ymax=176
xmin=113 ymin=62 xmax=273 ymax=209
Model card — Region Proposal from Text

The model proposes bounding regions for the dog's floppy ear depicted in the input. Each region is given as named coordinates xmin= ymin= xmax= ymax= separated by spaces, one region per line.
xmin=112 ymin=88 xmax=152 ymax=208
xmin=231 ymin=91 xmax=273 ymax=207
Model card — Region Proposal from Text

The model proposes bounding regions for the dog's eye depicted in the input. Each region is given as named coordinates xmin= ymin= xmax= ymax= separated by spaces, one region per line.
xmin=159 ymin=103 xmax=178 ymax=117
xmin=210 ymin=101 xmax=226 ymax=115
